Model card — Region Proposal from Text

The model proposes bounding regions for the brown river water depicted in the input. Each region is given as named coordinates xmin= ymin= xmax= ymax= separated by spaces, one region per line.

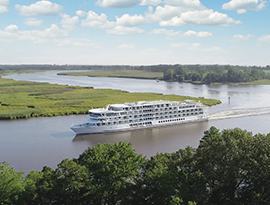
xmin=2 ymin=71 xmax=270 ymax=172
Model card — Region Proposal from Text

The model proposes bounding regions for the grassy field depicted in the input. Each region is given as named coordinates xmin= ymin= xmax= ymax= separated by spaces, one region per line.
xmin=0 ymin=78 xmax=221 ymax=120
xmin=58 ymin=70 xmax=163 ymax=79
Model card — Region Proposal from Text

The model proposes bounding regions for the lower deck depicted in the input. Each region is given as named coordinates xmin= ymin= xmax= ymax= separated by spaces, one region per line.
xmin=71 ymin=115 xmax=208 ymax=135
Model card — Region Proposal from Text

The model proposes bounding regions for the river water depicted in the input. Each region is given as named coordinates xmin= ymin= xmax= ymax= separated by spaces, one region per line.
xmin=2 ymin=71 xmax=270 ymax=172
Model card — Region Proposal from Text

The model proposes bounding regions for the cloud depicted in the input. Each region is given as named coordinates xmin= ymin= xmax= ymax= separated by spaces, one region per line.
xmin=76 ymin=10 xmax=86 ymax=17
xmin=160 ymin=9 xmax=242 ymax=26
xmin=95 ymin=0 xmax=141 ymax=8
xmin=140 ymin=0 xmax=162 ymax=6
xmin=81 ymin=11 xmax=144 ymax=35
xmin=15 ymin=0 xmax=63 ymax=16
xmin=150 ymin=28 xmax=181 ymax=36
xmin=222 ymin=0 xmax=267 ymax=14
xmin=116 ymin=14 xmax=145 ymax=27
xmin=164 ymin=0 xmax=205 ymax=10
xmin=106 ymin=26 xmax=144 ymax=35
xmin=0 ymin=0 xmax=9 ymax=14
xmin=0 ymin=24 xmax=68 ymax=43
xmin=61 ymin=14 xmax=79 ymax=31
xmin=81 ymin=11 xmax=115 ymax=29
xmin=258 ymin=35 xmax=270 ymax=43
xmin=118 ymin=44 xmax=136 ymax=49
xmin=182 ymin=30 xmax=212 ymax=37
xmin=233 ymin=34 xmax=253 ymax=40
xmin=25 ymin=18 xmax=43 ymax=26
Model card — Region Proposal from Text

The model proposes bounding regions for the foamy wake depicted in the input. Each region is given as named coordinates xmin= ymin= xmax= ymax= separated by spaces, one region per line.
xmin=209 ymin=107 xmax=270 ymax=120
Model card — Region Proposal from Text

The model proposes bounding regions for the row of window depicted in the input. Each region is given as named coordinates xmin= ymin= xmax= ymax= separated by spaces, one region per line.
xmin=90 ymin=108 xmax=204 ymax=119
xmin=111 ymin=104 xmax=197 ymax=112
xmin=129 ymin=122 xmax=153 ymax=127
xmin=158 ymin=118 xmax=186 ymax=123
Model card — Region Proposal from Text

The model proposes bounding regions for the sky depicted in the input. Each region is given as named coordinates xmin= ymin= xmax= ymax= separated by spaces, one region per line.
xmin=0 ymin=0 xmax=269 ymax=66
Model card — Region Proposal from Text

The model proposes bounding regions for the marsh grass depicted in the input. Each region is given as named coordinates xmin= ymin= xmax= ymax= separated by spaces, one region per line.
xmin=0 ymin=78 xmax=221 ymax=120
xmin=58 ymin=70 xmax=163 ymax=79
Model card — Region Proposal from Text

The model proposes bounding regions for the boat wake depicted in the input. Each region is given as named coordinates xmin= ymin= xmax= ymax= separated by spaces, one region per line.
xmin=209 ymin=107 xmax=270 ymax=120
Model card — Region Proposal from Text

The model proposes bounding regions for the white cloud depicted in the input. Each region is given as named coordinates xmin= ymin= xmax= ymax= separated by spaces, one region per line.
xmin=258 ymin=35 xmax=270 ymax=43
xmin=15 ymin=0 xmax=63 ymax=16
xmin=237 ymin=9 xmax=247 ymax=14
xmin=160 ymin=9 xmax=242 ymax=26
xmin=81 ymin=11 xmax=143 ymax=35
xmin=25 ymin=18 xmax=43 ymax=26
xmin=222 ymin=0 xmax=267 ymax=14
xmin=81 ymin=11 xmax=115 ymax=29
xmin=61 ymin=14 xmax=79 ymax=31
xmin=233 ymin=34 xmax=253 ymax=40
xmin=76 ymin=10 xmax=86 ymax=17
xmin=116 ymin=14 xmax=145 ymax=27
xmin=164 ymin=0 xmax=205 ymax=10
xmin=150 ymin=28 xmax=181 ymax=36
xmin=182 ymin=30 xmax=212 ymax=37
xmin=95 ymin=0 xmax=141 ymax=8
xmin=5 ymin=24 xmax=19 ymax=32
xmin=0 ymin=24 xmax=68 ymax=43
xmin=106 ymin=26 xmax=144 ymax=35
xmin=118 ymin=44 xmax=136 ymax=49
xmin=0 ymin=0 xmax=9 ymax=14
xmin=140 ymin=0 xmax=162 ymax=6
xmin=145 ymin=5 xmax=186 ymax=23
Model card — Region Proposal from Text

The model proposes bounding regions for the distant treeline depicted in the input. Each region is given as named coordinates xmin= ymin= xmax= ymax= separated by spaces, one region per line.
xmin=0 ymin=64 xmax=269 ymax=72
xmin=1 ymin=127 xmax=270 ymax=205
xmin=163 ymin=65 xmax=270 ymax=84
xmin=1 ymin=64 xmax=270 ymax=84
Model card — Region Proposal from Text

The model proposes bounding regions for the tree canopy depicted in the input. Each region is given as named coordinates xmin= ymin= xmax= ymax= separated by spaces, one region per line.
xmin=1 ymin=128 xmax=270 ymax=204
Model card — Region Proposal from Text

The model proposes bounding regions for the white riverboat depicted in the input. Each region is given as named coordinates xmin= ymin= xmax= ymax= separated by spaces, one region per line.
xmin=70 ymin=100 xmax=208 ymax=135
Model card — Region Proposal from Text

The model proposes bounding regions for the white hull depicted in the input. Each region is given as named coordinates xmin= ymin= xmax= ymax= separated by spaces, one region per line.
xmin=71 ymin=115 xmax=208 ymax=135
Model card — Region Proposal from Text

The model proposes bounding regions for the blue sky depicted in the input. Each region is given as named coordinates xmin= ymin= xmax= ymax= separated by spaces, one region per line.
xmin=0 ymin=0 xmax=269 ymax=66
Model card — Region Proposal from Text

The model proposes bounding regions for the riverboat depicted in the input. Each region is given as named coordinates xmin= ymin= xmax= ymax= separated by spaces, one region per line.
xmin=70 ymin=100 xmax=208 ymax=135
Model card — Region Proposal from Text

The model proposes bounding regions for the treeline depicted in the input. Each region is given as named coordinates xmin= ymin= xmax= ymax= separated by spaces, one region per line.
xmin=0 ymin=64 xmax=269 ymax=73
xmin=2 ymin=127 xmax=270 ymax=204
xmin=163 ymin=66 xmax=270 ymax=84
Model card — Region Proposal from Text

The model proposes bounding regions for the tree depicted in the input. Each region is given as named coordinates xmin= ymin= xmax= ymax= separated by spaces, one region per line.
xmin=0 ymin=162 xmax=25 ymax=205
xmin=173 ymin=67 xmax=185 ymax=82
xmin=18 ymin=170 xmax=43 ymax=204
xmin=164 ymin=69 xmax=175 ymax=80
xmin=75 ymin=142 xmax=145 ymax=205
xmin=134 ymin=153 xmax=179 ymax=204
xmin=195 ymin=127 xmax=256 ymax=204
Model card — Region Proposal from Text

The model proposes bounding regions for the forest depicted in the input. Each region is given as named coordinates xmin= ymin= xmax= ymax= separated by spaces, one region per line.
xmin=1 ymin=127 xmax=270 ymax=205
xmin=162 ymin=66 xmax=270 ymax=84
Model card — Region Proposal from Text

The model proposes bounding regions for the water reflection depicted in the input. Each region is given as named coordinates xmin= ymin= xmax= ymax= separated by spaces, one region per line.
xmin=73 ymin=121 xmax=209 ymax=157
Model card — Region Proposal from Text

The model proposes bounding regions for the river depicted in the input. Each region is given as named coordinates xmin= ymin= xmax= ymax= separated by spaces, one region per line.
xmin=2 ymin=71 xmax=270 ymax=172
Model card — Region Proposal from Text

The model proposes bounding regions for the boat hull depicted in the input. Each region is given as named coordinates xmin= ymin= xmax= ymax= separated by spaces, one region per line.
xmin=71 ymin=115 xmax=208 ymax=135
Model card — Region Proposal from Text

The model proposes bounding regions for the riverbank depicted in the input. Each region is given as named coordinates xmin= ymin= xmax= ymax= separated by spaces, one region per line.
xmin=58 ymin=70 xmax=163 ymax=80
xmin=58 ymin=70 xmax=270 ymax=85
xmin=0 ymin=78 xmax=221 ymax=120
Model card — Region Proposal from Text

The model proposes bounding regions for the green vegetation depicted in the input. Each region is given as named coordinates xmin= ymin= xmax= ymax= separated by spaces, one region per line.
xmin=58 ymin=70 xmax=163 ymax=79
xmin=56 ymin=64 xmax=270 ymax=85
xmin=2 ymin=127 xmax=270 ymax=204
xmin=163 ymin=66 xmax=270 ymax=84
xmin=0 ymin=78 xmax=220 ymax=120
